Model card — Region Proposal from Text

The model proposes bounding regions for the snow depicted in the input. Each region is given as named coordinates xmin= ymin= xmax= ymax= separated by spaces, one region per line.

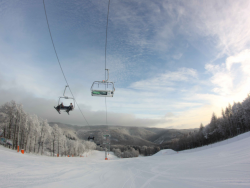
xmin=153 ymin=149 xmax=177 ymax=156
xmin=179 ymin=130 xmax=250 ymax=154
xmin=1 ymin=132 xmax=250 ymax=188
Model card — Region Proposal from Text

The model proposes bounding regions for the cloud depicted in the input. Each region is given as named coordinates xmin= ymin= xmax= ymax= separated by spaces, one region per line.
xmin=172 ymin=49 xmax=250 ymax=127
xmin=205 ymin=49 xmax=250 ymax=97
xmin=165 ymin=112 xmax=175 ymax=118
xmin=130 ymin=68 xmax=198 ymax=90
xmin=89 ymin=0 xmax=250 ymax=59
xmin=226 ymin=49 xmax=250 ymax=73
xmin=174 ymin=0 xmax=250 ymax=57
xmin=104 ymin=0 xmax=250 ymax=58
xmin=172 ymin=53 xmax=183 ymax=60
xmin=153 ymin=49 xmax=250 ymax=128
xmin=0 ymin=75 xmax=170 ymax=127
xmin=205 ymin=64 xmax=233 ymax=96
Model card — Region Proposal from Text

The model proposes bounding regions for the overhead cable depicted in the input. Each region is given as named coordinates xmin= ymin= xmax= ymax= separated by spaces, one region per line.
xmin=42 ymin=0 xmax=89 ymax=126
xmin=104 ymin=0 xmax=111 ymax=126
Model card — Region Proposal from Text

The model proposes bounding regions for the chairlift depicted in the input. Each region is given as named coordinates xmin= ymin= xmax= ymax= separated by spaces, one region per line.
xmin=90 ymin=69 xmax=115 ymax=97
xmin=88 ymin=136 xmax=95 ymax=142
xmin=54 ymin=85 xmax=75 ymax=115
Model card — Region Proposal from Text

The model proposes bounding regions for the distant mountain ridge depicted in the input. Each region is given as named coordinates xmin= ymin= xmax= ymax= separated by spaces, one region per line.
xmin=48 ymin=122 xmax=197 ymax=146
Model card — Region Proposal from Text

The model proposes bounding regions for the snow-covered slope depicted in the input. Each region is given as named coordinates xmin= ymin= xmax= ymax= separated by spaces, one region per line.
xmin=1 ymin=132 xmax=250 ymax=188
xmin=153 ymin=149 xmax=177 ymax=156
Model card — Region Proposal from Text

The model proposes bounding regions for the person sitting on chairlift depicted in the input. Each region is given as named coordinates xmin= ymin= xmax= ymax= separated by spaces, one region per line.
xmin=69 ymin=103 xmax=73 ymax=110
xmin=55 ymin=102 xmax=73 ymax=114
xmin=66 ymin=103 xmax=73 ymax=112
xmin=56 ymin=102 xmax=64 ymax=112
xmin=88 ymin=136 xmax=94 ymax=141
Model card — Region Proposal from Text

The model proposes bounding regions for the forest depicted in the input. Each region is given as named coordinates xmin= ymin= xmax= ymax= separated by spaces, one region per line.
xmin=110 ymin=145 xmax=160 ymax=158
xmin=169 ymin=94 xmax=250 ymax=151
xmin=0 ymin=101 xmax=96 ymax=156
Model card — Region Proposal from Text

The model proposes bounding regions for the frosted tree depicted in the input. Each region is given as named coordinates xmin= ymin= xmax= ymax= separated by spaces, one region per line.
xmin=32 ymin=116 xmax=41 ymax=153
xmin=78 ymin=141 xmax=86 ymax=155
xmin=242 ymin=94 xmax=250 ymax=131
xmin=51 ymin=124 xmax=59 ymax=156
xmin=0 ymin=113 xmax=6 ymax=134
xmin=51 ymin=124 xmax=64 ymax=156
xmin=113 ymin=148 xmax=122 ymax=158
xmin=67 ymin=140 xmax=76 ymax=156
xmin=18 ymin=107 xmax=28 ymax=151
xmin=197 ymin=123 xmax=204 ymax=146
xmin=225 ymin=106 xmax=234 ymax=136
xmin=0 ymin=101 xmax=17 ymax=141
xmin=0 ymin=100 xmax=98 ymax=156
xmin=37 ymin=119 xmax=51 ymax=155
xmin=26 ymin=114 xmax=38 ymax=153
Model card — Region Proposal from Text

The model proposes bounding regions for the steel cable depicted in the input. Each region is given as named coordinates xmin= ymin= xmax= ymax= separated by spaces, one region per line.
xmin=104 ymin=0 xmax=111 ymax=126
xmin=42 ymin=0 xmax=89 ymax=125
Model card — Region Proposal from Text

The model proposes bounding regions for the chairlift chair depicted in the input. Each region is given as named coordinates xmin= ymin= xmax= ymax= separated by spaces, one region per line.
xmin=88 ymin=136 xmax=95 ymax=142
xmin=54 ymin=85 xmax=75 ymax=115
xmin=91 ymin=69 xmax=115 ymax=97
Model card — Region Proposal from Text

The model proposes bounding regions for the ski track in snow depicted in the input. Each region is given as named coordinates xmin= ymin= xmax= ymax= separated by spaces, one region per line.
xmin=1 ymin=132 xmax=250 ymax=188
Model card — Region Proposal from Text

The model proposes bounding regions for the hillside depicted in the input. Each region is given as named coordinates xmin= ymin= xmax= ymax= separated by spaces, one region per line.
xmin=147 ymin=128 xmax=198 ymax=144
xmin=49 ymin=122 xmax=197 ymax=146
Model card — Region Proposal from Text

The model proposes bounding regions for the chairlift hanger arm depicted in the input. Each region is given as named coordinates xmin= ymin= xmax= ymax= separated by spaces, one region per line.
xmin=105 ymin=69 xmax=109 ymax=82
xmin=58 ymin=96 xmax=76 ymax=107
xmin=59 ymin=96 xmax=74 ymax=100
xmin=63 ymin=85 xmax=69 ymax=96
xmin=90 ymin=81 xmax=115 ymax=91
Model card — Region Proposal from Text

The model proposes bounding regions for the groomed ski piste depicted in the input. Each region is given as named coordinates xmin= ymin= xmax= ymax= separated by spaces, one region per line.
xmin=1 ymin=132 xmax=250 ymax=188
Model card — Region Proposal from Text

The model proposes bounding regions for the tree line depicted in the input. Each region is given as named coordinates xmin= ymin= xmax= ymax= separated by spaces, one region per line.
xmin=169 ymin=94 xmax=250 ymax=151
xmin=0 ymin=100 xmax=96 ymax=156
xmin=110 ymin=145 xmax=160 ymax=158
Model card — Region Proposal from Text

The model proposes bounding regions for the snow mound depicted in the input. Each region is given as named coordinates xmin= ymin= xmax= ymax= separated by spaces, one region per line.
xmin=153 ymin=149 xmax=177 ymax=156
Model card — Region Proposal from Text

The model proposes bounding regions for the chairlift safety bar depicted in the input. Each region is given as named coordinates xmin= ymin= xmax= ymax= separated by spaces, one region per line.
xmin=57 ymin=85 xmax=76 ymax=110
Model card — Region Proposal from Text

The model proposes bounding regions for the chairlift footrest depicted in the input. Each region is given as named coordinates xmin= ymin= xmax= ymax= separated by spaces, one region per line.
xmin=54 ymin=107 xmax=61 ymax=114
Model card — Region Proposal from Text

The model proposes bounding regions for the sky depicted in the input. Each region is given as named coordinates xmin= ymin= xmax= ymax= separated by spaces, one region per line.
xmin=0 ymin=0 xmax=250 ymax=128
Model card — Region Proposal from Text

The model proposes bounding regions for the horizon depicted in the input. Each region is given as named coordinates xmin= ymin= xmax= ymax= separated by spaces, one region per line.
xmin=48 ymin=122 xmax=198 ymax=130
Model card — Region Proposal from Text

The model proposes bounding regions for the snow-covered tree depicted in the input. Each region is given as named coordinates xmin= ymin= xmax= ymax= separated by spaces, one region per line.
xmin=0 ymin=100 xmax=96 ymax=157
xmin=171 ymin=93 xmax=250 ymax=151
